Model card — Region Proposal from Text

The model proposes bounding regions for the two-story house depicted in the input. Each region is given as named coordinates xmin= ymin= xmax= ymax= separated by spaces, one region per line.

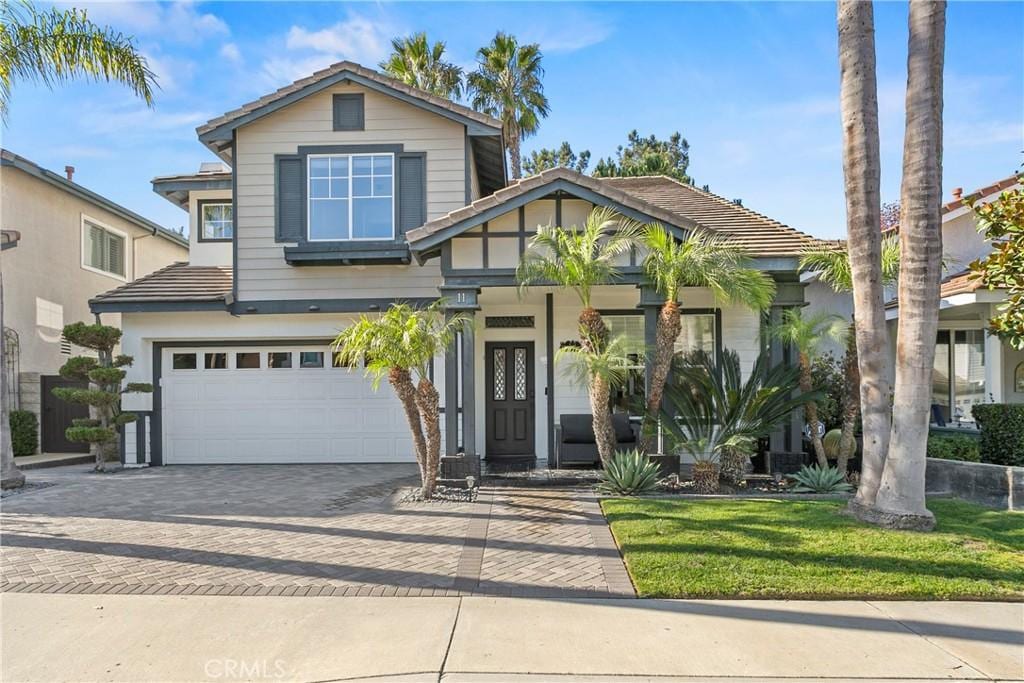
xmin=1 ymin=149 xmax=188 ymax=454
xmin=92 ymin=61 xmax=828 ymax=468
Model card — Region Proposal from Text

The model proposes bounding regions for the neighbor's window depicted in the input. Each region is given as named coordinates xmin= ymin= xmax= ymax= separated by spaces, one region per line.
xmin=933 ymin=329 xmax=987 ymax=426
xmin=83 ymin=220 xmax=126 ymax=278
xmin=308 ymin=154 xmax=394 ymax=241
xmin=199 ymin=201 xmax=233 ymax=241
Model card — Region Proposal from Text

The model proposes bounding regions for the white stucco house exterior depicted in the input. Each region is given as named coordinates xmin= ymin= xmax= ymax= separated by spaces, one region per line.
xmin=92 ymin=61 xmax=835 ymax=468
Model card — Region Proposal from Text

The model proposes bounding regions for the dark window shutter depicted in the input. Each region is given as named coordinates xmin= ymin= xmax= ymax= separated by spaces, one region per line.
xmin=276 ymin=155 xmax=304 ymax=242
xmin=333 ymin=94 xmax=364 ymax=131
xmin=397 ymin=154 xmax=426 ymax=235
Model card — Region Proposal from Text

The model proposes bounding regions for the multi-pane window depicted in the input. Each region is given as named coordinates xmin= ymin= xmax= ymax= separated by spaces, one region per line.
xmin=933 ymin=329 xmax=987 ymax=426
xmin=308 ymin=154 xmax=394 ymax=241
xmin=200 ymin=202 xmax=233 ymax=240
xmin=83 ymin=220 xmax=126 ymax=277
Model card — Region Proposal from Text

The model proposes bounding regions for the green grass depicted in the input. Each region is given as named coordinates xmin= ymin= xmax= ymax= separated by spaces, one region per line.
xmin=601 ymin=498 xmax=1024 ymax=600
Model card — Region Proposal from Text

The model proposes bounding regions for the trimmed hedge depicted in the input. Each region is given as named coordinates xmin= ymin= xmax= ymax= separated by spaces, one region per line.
xmin=9 ymin=409 xmax=38 ymax=457
xmin=972 ymin=404 xmax=1024 ymax=467
xmin=926 ymin=434 xmax=981 ymax=462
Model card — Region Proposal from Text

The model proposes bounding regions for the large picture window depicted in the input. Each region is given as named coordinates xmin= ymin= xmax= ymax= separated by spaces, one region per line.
xmin=308 ymin=153 xmax=394 ymax=241
xmin=82 ymin=218 xmax=126 ymax=279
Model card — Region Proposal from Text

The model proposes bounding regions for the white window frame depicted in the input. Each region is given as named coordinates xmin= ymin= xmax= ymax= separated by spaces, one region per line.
xmin=198 ymin=201 xmax=234 ymax=241
xmin=307 ymin=152 xmax=395 ymax=242
xmin=80 ymin=215 xmax=128 ymax=282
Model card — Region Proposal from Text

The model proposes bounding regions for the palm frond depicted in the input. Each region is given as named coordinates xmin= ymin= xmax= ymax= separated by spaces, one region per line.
xmin=772 ymin=309 xmax=849 ymax=355
xmin=555 ymin=334 xmax=632 ymax=392
xmin=800 ymin=234 xmax=901 ymax=293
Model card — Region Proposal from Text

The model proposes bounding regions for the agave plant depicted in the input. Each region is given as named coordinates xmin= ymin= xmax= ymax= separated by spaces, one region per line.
xmin=659 ymin=349 xmax=813 ymax=494
xmin=791 ymin=464 xmax=853 ymax=494
xmin=597 ymin=449 xmax=661 ymax=496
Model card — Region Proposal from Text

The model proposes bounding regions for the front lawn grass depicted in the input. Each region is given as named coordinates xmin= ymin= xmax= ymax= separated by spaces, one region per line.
xmin=601 ymin=498 xmax=1024 ymax=600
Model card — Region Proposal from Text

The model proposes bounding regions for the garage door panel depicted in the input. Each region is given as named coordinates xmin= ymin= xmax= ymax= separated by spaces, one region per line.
xmin=162 ymin=346 xmax=425 ymax=464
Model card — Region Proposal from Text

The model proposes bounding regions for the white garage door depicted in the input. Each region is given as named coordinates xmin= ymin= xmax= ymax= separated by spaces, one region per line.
xmin=161 ymin=345 xmax=419 ymax=464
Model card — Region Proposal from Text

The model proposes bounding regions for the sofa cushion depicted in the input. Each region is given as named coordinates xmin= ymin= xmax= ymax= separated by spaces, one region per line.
xmin=560 ymin=414 xmax=595 ymax=444
xmin=612 ymin=414 xmax=636 ymax=444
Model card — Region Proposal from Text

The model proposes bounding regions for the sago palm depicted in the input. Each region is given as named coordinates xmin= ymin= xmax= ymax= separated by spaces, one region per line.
xmin=518 ymin=206 xmax=641 ymax=352
xmin=467 ymin=32 xmax=549 ymax=179
xmin=332 ymin=302 xmax=466 ymax=498
xmin=557 ymin=334 xmax=631 ymax=466
xmin=800 ymin=234 xmax=900 ymax=474
xmin=772 ymin=310 xmax=848 ymax=468
xmin=0 ymin=0 xmax=156 ymax=122
xmin=641 ymin=224 xmax=775 ymax=451
xmin=379 ymin=32 xmax=463 ymax=100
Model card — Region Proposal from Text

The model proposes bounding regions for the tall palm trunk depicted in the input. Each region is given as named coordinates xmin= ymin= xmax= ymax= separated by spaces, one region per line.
xmin=589 ymin=374 xmax=617 ymax=466
xmin=838 ymin=0 xmax=891 ymax=513
xmin=799 ymin=352 xmax=828 ymax=467
xmin=837 ymin=326 xmax=860 ymax=476
xmin=389 ymin=367 xmax=429 ymax=494
xmin=872 ymin=0 xmax=944 ymax=531
xmin=578 ymin=306 xmax=609 ymax=352
xmin=508 ymin=125 xmax=522 ymax=179
xmin=642 ymin=300 xmax=681 ymax=453
xmin=415 ymin=378 xmax=442 ymax=499
xmin=1 ymin=273 xmax=26 ymax=490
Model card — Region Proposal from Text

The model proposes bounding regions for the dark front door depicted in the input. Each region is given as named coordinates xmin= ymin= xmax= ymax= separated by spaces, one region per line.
xmin=485 ymin=341 xmax=535 ymax=458
xmin=41 ymin=375 xmax=89 ymax=453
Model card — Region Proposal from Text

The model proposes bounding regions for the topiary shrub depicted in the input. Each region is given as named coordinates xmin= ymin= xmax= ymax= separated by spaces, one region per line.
xmin=971 ymin=404 xmax=1024 ymax=467
xmin=926 ymin=434 xmax=981 ymax=462
xmin=9 ymin=410 xmax=38 ymax=456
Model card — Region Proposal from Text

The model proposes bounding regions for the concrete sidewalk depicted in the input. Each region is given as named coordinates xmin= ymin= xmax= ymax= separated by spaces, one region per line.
xmin=2 ymin=594 xmax=1021 ymax=682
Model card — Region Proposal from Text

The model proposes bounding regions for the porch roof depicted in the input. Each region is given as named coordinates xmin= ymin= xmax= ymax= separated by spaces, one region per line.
xmin=405 ymin=168 xmax=824 ymax=258
xmin=90 ymin=262 xmax=233 ymax=313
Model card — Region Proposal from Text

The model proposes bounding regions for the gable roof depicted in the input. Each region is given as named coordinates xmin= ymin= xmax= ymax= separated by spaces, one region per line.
xmin=406 ymin=167 xmax=823 ymax=258
xmin=882 ymin=174 xmax=1022 ymax=235
xmin=90 ymin=262 xmax=232 ymax=313
xmin=1 ymin=149 xmax=188 ymax=249
xmin=197 ymin=60 xmax=502 ymax=145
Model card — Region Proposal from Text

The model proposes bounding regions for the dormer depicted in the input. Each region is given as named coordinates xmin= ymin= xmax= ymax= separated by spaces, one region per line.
xmin=152 ymin=162 xmax=232 ymax=267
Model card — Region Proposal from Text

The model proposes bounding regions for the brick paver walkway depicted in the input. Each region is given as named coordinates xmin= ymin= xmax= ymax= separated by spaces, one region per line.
xmin=1 ymin=465 xmax=633 ymax=598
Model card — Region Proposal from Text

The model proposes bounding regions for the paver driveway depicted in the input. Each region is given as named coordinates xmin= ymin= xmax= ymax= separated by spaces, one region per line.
xmin=1 ymin=465 xmax=632 ymax=597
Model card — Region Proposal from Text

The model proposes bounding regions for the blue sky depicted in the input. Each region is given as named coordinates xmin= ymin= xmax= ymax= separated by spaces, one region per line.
xmin=4 ymin=1 xmax=1022 ymax=238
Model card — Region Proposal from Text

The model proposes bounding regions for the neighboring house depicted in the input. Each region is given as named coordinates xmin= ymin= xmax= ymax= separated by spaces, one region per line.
xmin=885 ymin=175 xmax=1024 ymax=427
xmin=1 ymin=149 xmax=188 ymax=454
xmin=93 ymin=60 xmax=828 ymax=468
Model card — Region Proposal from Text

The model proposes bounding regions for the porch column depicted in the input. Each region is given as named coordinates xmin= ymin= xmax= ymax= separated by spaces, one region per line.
xmin=443 ymin=310 xmax=459 ymax=456
xmin=440 ymin=286 xmax=481 ymax=458
xmin=638 ymin=285 xmax=661 ymax=397
xmin=984 ymin=308 xmax=1004 ymax=403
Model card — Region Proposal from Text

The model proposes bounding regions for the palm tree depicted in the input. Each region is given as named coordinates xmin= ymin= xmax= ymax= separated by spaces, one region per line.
xmin=467 ymin=32 xmax=549 ymax=179
xmin=660 ymin=349 xmax=811 ymax=494
xmin=0 ymin=0 xmax=156 ymax=122
xmin=557 ymin=335 xmax=632 ymax=466
xmin=1 ymin=0 xmax=155 ymax=489
xmin=837 ymin=0 xmax=891 ymax=514
xmin=332 ymin=302 xmax=466 ymax=499
xmin=872 ymin=0 xmax=945 ymax=531
xmin=518 ymin=207 xmax=640 ymax=351
xmin=800 ymin=234 xmax=900 ymax=473
xmin=772 ymin=310 xmax=848 ymax=468
xmin=641 ymin=225 xmax=775 ymax=451
xmin=379 ymin=33 xmax=463 ymax=100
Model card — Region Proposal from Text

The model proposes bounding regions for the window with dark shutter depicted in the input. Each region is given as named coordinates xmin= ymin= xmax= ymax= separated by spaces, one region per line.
xmin=275 ymin=155 xmax=304 ymax=242
xmin=333 ymin=94 xmax=364 ymax=131
xmin=397 ymin=154 xmax=426 ymax=235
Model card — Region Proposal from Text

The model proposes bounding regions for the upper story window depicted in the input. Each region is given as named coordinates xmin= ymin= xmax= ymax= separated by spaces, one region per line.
xmin=82 ymin=217 xmax=126 ymax=279
xmin=308 ymin=153 xmax=394 ymax=241
xmin=198 ymin=200 xmax=233 ymax=241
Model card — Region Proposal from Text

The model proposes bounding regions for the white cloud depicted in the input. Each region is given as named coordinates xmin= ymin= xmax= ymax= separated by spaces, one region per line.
xmin=78 ymin=1 xmax=228 ymax=44
xmin=519 ymin=11 xmax=614 ymax=53
xmin=144 ymin=52 xmax=196 ymax=93
xmin=79 ymin=102 xmax=212 ymax=137
xmin=220 ymin=43 xmax=242 ymax=65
